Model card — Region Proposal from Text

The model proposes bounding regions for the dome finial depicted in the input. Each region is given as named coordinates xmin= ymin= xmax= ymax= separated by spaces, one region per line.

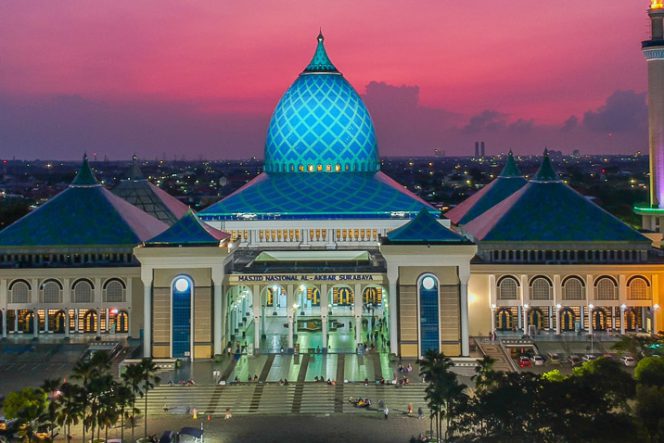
xmin=534 ymin=148 xmax=559 ymax=181
xmin=498 ymin=149 xmax=522 ymax=178
xmin=71 ymin=152 xmax=99 ymax=187
xmin=303 ymin=30 xmax=338 ymax=73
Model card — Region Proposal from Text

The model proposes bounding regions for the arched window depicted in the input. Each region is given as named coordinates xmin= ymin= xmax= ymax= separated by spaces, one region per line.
xmin=172 ymin=276 xmax=193 ymax=358
xmin=41 ymin=280 xmax=62 ymax=304
xmin=103 ymin=279 xmax=125 ymax=303
xmin=595 ymin=277 xmax=618 ymax=300
xmin=307 ymin=164 xmax=314 ymax=172
xmin=530 ymin=277 xmax=552 ymax=300
xmin=562 ymin=277 xmax=585 ymax=300
xmin=10 ymin=280 xmax=30 ymax=304
xmin=73 ymin=280 xmax=94 ymax=303
xmin=628 ymin=277 xmax=649 ymax=300
xmin=498 ymin=277 xmax=518 ymax=300
xmin=418 ymin=274 xmax=440 ymax=354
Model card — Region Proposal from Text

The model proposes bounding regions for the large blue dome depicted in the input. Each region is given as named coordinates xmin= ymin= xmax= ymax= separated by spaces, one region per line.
xmin=264 ymin=33 xmax=380 ymax=174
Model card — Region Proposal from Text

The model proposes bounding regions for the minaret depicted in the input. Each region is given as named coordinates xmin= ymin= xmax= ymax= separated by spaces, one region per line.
xmin=636 ymin=1 xmax=664 ymax=232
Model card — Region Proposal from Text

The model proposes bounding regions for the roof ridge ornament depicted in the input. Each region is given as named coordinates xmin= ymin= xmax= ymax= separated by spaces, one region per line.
xmin=498 ymin=150 xmax=522 ymax=178
xmin=533 ymin=148 xmax=560 ymax=182
xmin=127 ymin=154 xmax=145 ymax=181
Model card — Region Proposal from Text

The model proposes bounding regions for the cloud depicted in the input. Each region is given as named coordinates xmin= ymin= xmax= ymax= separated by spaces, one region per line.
xmin=582 ymin=90 xmax=647 ymax=133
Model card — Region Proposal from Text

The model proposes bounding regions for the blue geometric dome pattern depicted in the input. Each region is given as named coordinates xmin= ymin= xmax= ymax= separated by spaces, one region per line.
xmin=264 ymin=37 xmax=380 ymax=173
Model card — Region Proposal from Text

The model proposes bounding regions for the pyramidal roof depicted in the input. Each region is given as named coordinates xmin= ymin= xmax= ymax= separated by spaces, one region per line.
xmin=463 ymin=152 xmax=649 ymax=243
xmin=445 ymin=151 xmax=526 ymax=225
xmin=0 ymin=156 xmax=168 ymax=250
xmin=145 ymin=209 xmax=230 ymax=247
xmin=384 ymin=209 xmax=471 ymax=244
xmin=112 ymin=157 xmax=189 ymax=225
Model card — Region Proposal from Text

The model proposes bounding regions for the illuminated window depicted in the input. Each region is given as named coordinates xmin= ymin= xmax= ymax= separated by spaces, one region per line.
xmin=298 ymin=165 xmax=304 ymax=172
xmin=335 ymin=164 xmax=341 ymax=172
xmin=345 ymin=164 xmax=350 ymax=171
xmin=317 ymin=164 xmax=323 ymax=172
xmin=308 ymin=164 xmax=314 ymax=172
xmin=419 ymin=275 xmax=439 ymax=354
xmin=290 ymin=164 xmax=295 ymax=172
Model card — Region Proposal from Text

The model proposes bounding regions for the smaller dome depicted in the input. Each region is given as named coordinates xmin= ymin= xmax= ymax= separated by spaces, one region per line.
xmin=263 ymin=33 xmax=380 ymax=174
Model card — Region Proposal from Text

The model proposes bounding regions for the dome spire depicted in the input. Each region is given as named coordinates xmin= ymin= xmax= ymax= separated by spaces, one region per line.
xmin=533 ymin=148 xmax=559 ymax=182
xmin=127 ymin=154 xmax=145 ymax=180
xmin=70 ymin=153 xmax=99 ymax=187
xmin=304 ymin=30 xmax=338 ymax=73
xmin=498 ymin=150 xmax=522 ymax=178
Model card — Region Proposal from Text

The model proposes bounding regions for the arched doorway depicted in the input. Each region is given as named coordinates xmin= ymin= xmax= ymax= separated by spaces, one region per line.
xmin=560 ymin=308 xmax=575 ymax=332
xmin=528 ymin=308 xmax=544 ymax=331
xmin=116 ymin=311 xmax=129 ymax=333
xmin=53 ymin=310 xmax=67 ymax=333
xmin=83 ymin=310 xmax=97 ymax=333
xmin=332 ymin=286 xmax=354 ymax=306
xmin=592 ymin=308 xmax=607 ymax=331
xmin=21 ymin=311 xmax=34 ymax=334
xmin=625 ymin=308 xmax=638 ymax=331
xmin=172 ymin=276 xmax=193 ymax=358
xmin=496 ymin=308 xmax=513 ymax=331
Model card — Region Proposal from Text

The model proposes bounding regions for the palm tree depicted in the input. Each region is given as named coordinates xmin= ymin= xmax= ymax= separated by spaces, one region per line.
xmin=72 ymin=351 xmax=113 ymax=442
xmin=137 ymin=358 xmax=161 ymax=439
xmin=114 ymin=384 xmax=136 ymax=443
xmin=122 ymin=363 xmax=144 ymax=443
xmin=55 ymin=382 xmax=85 ymax=443
xmin=40 ymin=378 xmax=61 ymax=441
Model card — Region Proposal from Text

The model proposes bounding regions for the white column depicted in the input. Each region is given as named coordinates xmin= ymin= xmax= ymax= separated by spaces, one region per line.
xmin=44 ymin=311 xmax=49 ymax=333
xmin=212 ymin=270 xmax=223 ymax=355
xmin=517 ymin=306 xmax=522 ymax=329
xmin=579 ymin=306 xmax=584 ymax=331
xmin=612 ymin=307 xmax=617 ymax=331
xmin=387 ymin=266 xmax=399 ymax=355
xmin=74 ymin=310 xmax=79 ymax=333
xmin=460 ymin=269 xmax=470 ymax=357
xmin=490 ymin=305 xmax=496 ymax=334
xmin=620 ymin=305 xmax=626 ymax=335
xmin=64 ymin=310 xmax=70 ymax=337
xmin=287 ymin=315 xmax=294 ymax=351
xmin=141 ymin=269 xmax=153 ymax=358
xmin=354 ymin=283 xmax=362 ymax=347
xmin=555 ymin=304 xmax=561 ymax=334
xmin=105 ymin=309 xmax=109 ymax=333
xmin=522 ymin=305 xmax=528 ymax=335
xmin=287 ymin=284 xmax=294 ymax=352
xmin=320 ymin=284 xmax=329 ymax=352
xmin=653 ymin=306 xmax=659 ymax=335
xmin=33 ymin=310 xmax=38 ymax=338
xmin=588 ymin=305 xmax=594 ymax=335
xmin=14 ymin=309 xmax=18 ymax=333
xmin=252 ymin=284 xmax=260 ymax=353
xmin=96 ymin=309 xmax=101 ymax=337
xmin=1 ymin=309 xmax=6 ymax=338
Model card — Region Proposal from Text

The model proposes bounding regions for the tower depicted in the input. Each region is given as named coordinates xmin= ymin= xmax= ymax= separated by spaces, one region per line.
xmin=635 ymin=1 xmax=664 ymax=232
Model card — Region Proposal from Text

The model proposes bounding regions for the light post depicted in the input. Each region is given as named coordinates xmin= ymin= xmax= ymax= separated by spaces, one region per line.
xmin=620 ymin=304 xmax=627 ymax=335
xmin=523 ymin=303 xmax=529 ymax=336
xmin=588 ymin=303 xmax=595 ymax=353
xmin=555 ymin=303 xmax=561 ymax=335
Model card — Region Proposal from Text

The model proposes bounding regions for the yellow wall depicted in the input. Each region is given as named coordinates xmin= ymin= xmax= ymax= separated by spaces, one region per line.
xmin=468 ymin=274 xmax=492 ymax=336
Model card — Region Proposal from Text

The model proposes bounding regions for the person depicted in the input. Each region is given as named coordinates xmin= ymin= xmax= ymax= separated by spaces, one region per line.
xmin=384 ymin=406 xmax=389 ymax=420
xmin=316 ymin=345 xmax=320 ymax=353
xmin=407 ymin=403 xmax=413 ymax=415
xmin=224 ymin=407 xmax=232 ymax=420
xmin=417 ymin=406 xmax=424 ymax=420
xmin=284 ymin=379 xmax=289 ymax=385
xmin=253 ymin=374 xmax=258 ymax=382
xmin=314 ymin=376 xmax=319 ymax=382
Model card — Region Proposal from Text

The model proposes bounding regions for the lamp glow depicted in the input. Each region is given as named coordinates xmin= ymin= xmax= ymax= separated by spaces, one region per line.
xmin=174 ymin=278 xmax=189 ymax=292
xmin=422 ymin=276 xmax=435 ymax=290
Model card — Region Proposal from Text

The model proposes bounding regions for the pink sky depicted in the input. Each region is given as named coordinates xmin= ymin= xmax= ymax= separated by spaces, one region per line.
xmin=0 ymin=1 xmax=654 ymax=159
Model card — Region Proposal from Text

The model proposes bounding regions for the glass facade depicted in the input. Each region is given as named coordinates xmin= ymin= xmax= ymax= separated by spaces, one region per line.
xmin=419 ymin=275 xmax=440 ymax=354
xmin=172 ymin=277 xmax=192 ymax=358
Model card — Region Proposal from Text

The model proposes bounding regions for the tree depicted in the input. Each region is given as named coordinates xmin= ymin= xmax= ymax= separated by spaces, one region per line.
xmin=634 ymin=356 xmax=664 ymax=387
xmin=2 ymin=387 xmax=48 ymax=443
xmin=419 ymin=350 xmax=467 ymax=441
xmin=40 ymin=378 xmax=61 ymax=442
xmin=72 ymin=351 xmax=113 ymax=442
xmin=54 ymin=382 xmax=85 ymax=443
xmin=635 ymin=384 xmax=664 ymax=443
xmin=122 ymin=363 xmax=145 ymax=442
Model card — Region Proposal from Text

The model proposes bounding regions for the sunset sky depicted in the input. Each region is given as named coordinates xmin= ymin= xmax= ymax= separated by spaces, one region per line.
xmin=0 ymin=1 xmax=654 ymax=159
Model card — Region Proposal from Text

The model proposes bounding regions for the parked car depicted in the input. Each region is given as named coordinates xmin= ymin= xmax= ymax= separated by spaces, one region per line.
xmin=532 ymin=355 xmax=545 ymax=366
xmin=179 ymin=427 xmax=204 ymax=443
xmin=518 ymin=356 xmax=532 ymax=368
xmin=582 ymin=354 xmax=597 ymax=362
xmin=547 ymin=353 xmax=561 ymax=365
xmin=159 ymin=431 xmax=176 ymax=443
xmin=622 ymin=355 xmax=636 ymax=367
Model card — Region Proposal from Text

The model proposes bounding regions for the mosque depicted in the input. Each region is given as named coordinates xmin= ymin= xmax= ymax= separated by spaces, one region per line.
xmin=0 ymin=8 xmax=663 ymax=361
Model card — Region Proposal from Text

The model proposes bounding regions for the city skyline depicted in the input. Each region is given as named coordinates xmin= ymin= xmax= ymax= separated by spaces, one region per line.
xmin=0 ymin=0 xmax=652 ymax=159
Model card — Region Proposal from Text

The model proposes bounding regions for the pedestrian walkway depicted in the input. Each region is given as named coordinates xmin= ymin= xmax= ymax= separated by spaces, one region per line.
xmin=475 ymin=338 xmax=515 ymax=372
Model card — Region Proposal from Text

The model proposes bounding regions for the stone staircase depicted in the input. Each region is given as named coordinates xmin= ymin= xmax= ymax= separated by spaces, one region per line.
xmin=474 ymin=338 xmax=517 ymax=372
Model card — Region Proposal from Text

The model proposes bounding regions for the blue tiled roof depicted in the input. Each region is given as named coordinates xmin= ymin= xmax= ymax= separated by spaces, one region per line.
xmin=200 ymin=172 xmax=435 ymax=220
xmin=146 ymin=210 xmax=229 ymax=246
xmin=445 ymin=151 xmax=526 ymax=225
xmin=263 ymin=34 xmax=379 ymax=174
xmin=0 ymin=157 xmax=168 ymax=250
xmin=463 ymin=155 xmax=649 ymax=243
xmin=385 ymin=209 xmax=470 ymax=244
